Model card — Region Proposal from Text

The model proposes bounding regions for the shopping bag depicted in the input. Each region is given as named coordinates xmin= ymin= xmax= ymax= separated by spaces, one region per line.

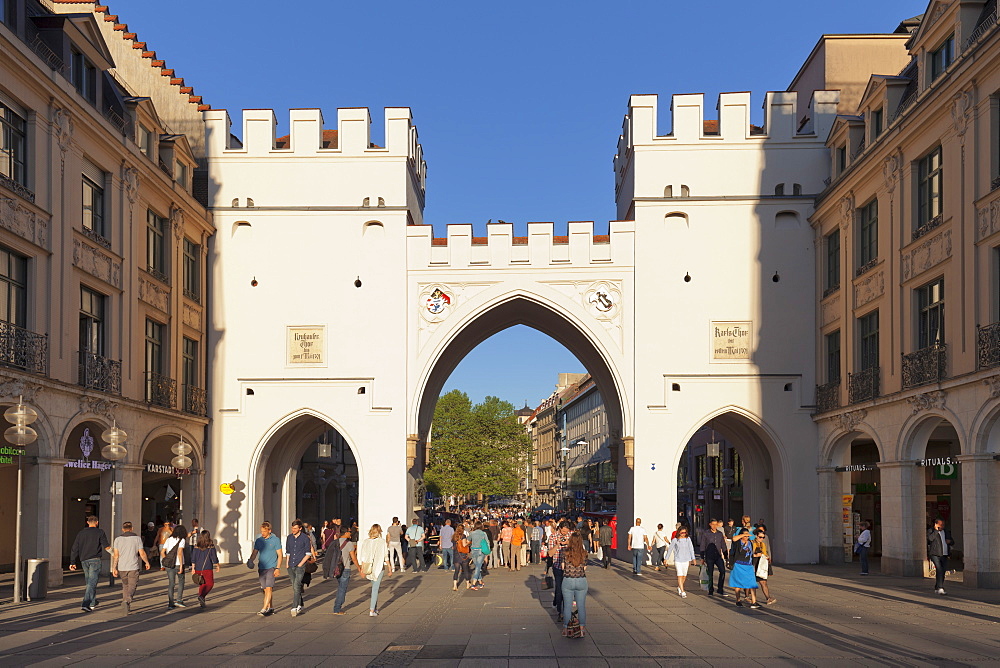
xmin=696 ymin=564 xmax=710 ymax=590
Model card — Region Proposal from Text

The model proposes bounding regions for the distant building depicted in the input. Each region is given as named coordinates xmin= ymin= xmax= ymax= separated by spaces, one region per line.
xmin=559 ymin=374 xmax=614 ymax=511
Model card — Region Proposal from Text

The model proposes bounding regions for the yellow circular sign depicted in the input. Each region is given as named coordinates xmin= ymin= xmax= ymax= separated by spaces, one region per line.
xmin=220 ymin=483 xmax=234 ymax=495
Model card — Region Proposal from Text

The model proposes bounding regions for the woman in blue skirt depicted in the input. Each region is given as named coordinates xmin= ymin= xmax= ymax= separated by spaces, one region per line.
xmin=728 ymin=528 xmax=760 ymax=609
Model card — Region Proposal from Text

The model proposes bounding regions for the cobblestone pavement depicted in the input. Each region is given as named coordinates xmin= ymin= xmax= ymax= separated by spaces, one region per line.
xmin=0 ymin=559 xmax=998 ymax=667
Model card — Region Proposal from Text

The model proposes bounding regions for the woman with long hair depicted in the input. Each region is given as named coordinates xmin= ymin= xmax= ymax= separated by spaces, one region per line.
xmin=652 ymin=523 xmax=668 ymax=570
xmin=664 ymin=527 xmax=696 ymax=597
xmin=452 ymin=524 xmax=473 ymax=590
xmin=160 ymin=524 xmax=187 ymax=609
xmin=357 ymin=524 xmax=392 ymax=616
xmin=560 ymin=533 xmax=588 ymax=638
xmin=190 ymin=530 xmax=220 ymax=608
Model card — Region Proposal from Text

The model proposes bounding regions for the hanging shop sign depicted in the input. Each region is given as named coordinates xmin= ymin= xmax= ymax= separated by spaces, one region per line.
xmin=145 ymin=463 xmax=191 ymax=475
xmin=0 ymin=445 xmax=25 ymax=464
xmin=64 ymin=428 xmax=111 ymax=470
xmin=916 ymin=456 xmax=958 ymax=467
xmin=835 ymin=464 xmax=878 ymax=472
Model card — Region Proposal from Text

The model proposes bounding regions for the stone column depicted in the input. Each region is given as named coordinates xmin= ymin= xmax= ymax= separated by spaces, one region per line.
xmin=119 ymin=464 xmax=144 ymax=529
xmin=957 ymin=454 xmax=1000 ymax=588
xmin=817 ymin=467 xmax=844 ymax=564
xmin=877 ymin=461 xmax=924 ymax=577
xmin=29 ymin=458 xmax=66 ymax=586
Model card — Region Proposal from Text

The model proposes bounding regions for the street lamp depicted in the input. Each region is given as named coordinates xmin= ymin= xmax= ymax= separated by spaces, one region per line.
xmin=170 ymin=438 xmax=193 ymax=521
xmin=560 ymin=444 xmax=570 ymax=511
xmin=101 ymin=421 xmax=127 ymax=585
xmin=5 ymin=396 xmax=37 ymax=604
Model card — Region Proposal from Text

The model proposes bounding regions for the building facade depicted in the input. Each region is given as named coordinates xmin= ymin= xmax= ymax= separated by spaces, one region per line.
xmin=559 ymin=374 xmax=615 ymax=511
xmin=0 ymin=0 xmax=212 ymax=585
xmin=811 ymin=0 xmax=1000 ymax=587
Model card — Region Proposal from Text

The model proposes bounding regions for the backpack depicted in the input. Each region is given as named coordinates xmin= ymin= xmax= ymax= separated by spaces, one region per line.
xmin=162 ymin=540 xmax=180 ymax=569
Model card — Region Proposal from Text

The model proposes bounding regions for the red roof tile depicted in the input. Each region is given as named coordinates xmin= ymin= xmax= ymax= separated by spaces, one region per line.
xmin=275 ymin=128 xmax=339 ymax=149
xmin=197 ymin=104 xmax=211 ymax=111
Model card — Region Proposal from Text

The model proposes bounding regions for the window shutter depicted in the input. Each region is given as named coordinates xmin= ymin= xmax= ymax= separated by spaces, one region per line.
xmin=82 ymin=159 xmax=105 ymax=185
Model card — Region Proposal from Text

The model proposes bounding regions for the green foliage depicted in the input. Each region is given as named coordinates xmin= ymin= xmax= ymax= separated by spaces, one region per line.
xmin=424 ymin=390 xmax=531 ymax=502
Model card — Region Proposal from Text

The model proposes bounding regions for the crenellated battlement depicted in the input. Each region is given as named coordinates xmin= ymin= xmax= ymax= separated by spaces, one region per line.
xmin=614 ymin=91 xmax=839 ymax=174
xmin=204 ymin=107 xmax=427 ymax=190
xmin=406 ymin=221 xmax=635 ymax=269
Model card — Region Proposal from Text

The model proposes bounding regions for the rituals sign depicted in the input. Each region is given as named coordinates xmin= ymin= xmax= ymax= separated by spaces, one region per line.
xmin=287 ymin=326 xmax=326 ymax=366
xmin=712 ymin=321 xmax=752 ymax=360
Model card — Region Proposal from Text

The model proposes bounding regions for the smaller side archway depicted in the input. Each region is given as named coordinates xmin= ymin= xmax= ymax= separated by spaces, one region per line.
xmin=819 ymin=427 xmax=883 ymax=568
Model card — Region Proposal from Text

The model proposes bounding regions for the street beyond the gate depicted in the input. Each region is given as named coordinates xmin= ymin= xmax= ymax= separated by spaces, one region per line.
xmin=0 ymin=561 xmax=997 ymax=667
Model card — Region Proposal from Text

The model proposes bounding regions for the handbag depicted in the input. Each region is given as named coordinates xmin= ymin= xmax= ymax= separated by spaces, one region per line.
xmin=192 ymin=572 xmax=205 ymax=585
xmin=361 ymin=561 xmax=374 ymax=576
xmin=756 ymin=556 xmax=770 ymax=579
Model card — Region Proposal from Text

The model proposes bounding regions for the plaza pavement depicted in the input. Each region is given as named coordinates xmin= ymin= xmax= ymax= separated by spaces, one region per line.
xmin=0 ymin=558 xmax=998 ymax=667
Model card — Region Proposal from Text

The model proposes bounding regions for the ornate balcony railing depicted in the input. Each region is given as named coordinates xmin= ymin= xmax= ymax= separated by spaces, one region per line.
xmin=855 ymin=257 xmax=878 ymax=278
xmin=78 ymin=350 xmax=122 ymax=394
xmin=902 ymin=343 xmax=947 ymax=389
xmin=81 ymin=226 xmax=111 ymax=250
xmin=145 ymin=372 xmax=176 ymax=409
xmin=992 ymin=176 xmax=1000 ymax=192
xmin=145 ymin=266 xmax=169 ymax=284
xmin=0 ymin=321 xmax=48 ymax=375
xmin=0 ymin=172 xmax=35 ymax=204
xmin=977 ymin=323 xmax=1000 ymax=370
xmin=182 ymin=288 xmax=200 ymax=304
xmin=815 ymin=379 xmax=841 ymax=413
xmin=848 ymin=366 xmax=880 ymax=404
xmin=913 ymin=214 xmax=943 ymax=240
xmin=183 ymin=384 xmax=207 ymax=416
xmin=965 ymin=9 xmax=998 ymax=51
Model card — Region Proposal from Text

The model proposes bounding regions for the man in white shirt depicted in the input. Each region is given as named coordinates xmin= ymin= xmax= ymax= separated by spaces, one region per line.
xmin=628 ymin=518 xmax=650 ymax=575
xmin=405 ymin=519 xmax=426 ymax=573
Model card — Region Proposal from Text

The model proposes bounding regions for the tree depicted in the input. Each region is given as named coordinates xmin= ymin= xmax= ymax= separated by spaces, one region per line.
xmin=424 ymin=391 xmax=531 ymax=508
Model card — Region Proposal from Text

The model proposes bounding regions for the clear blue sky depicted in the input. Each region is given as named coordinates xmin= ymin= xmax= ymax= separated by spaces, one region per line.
xmin=116 ymin=0 xmax=922 ymax=408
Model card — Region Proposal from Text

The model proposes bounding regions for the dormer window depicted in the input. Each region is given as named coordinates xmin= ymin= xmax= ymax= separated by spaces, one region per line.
xmin=138 ymin=125 xmax=154 ymax=159
xmin=871 ymin=108 xmax=884 ymax=139
xmin=70 ymin=48 xmax=97 ymax=102
xmin=176 ymin=161 xmax=189 ymax=191
xmin=930 ymin=35 xmax=954 ymax=81
xmin=836 ymin=145 xmax=847 ymax=174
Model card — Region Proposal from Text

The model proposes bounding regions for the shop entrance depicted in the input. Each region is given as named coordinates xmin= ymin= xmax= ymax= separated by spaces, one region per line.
xmin=61 ymin=421 xmax=111 ymax=566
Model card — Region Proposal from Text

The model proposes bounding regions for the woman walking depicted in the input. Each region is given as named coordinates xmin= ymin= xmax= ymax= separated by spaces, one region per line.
xmin=664 ymin=527 xmax=696 ymax=597
xmin=752 ymin=528 xmax=776 ymax=604
xmin=467 ymin=521 xmax=489 ymax=589
xmin=560 ymin=533 xmax=589 ymax=638
xmin=190 ymin=530 xmax=220 ymax=608
xmin=332 ymin=527 xmax=360 ymax=614
xmin=160 ymin=524 xmax=187 ymax=609
xmin=499 ymin=521 xmax=513 ymax=570
xmin=357 ymin=524 xmax=392 ymax=617
xmin=452 ymin=524 xmax=473 ymax=590
xmin=729 ymin=528 xmax=760 ymax=608
xmin=652 ymin=524 xmax=669 ymax=571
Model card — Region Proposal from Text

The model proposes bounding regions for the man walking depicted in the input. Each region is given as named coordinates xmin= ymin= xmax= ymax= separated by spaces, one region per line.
xmin=68 ymin=515 xmax=109 ymax=612
xmin=598 ymin=520 xmax=614 ymax=568
xmin=248 ymin=521 xmax=283 ymax=616
xmin=405 ymin=518 xmax=426 ymax=572
xmin=386 ymin=517 xmax=404 ymax=573
xmin=699 ymin=518 xmax=728 ymax=596
xmin=439 ymin=519 xmax=455 ymax=570
xmin=530 ymin=521 xmax=543 ymax=564
xmin=285 ymin=519 xmax=312 ymax=616
xmin=927 ymin=518 xmax=954 ymax=595
xmin=628 ymin=518 xmax=649 ymax=575
xmin=111 ymin=521 xmax=150 ymax=614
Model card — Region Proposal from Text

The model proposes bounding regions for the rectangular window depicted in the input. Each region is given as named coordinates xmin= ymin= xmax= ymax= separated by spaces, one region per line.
xmin=871 ymin=108 xmax=883 ymax=139
xmin=917 ymin=278 xmax=945 ymax=349
xmin=82 ymin=176 xmax=105 ymax=238
xmin=858 ymin=198 xmax=878 ymax=267
xmin=930 ymin=35 xmax=954 ymax=81
xmin=825 ymin=230 xmax=840 ymax=292
xmin=70 ymin=50 xmax=97 ymax=103
xmin=917 ymin=147 xmax=943 ymax=229
xmin=826 ymin=330 xmax=841 ymax=383
xmin=79 ymin=286 xmax=105 ymax=355
xmin=837 ymin=146 xmax=847 ymax=173
xmin=146 ymin=209 xmax=168 ymax=280
xmin=182 ymin=238 xmax=200 ymax=301
xmin=859 ymin=310 xmax=879 ymax=371
xmin=0 ymin=102 xmax=28 ymax=187
xmin=176 ymin=161 xmax=189 ymax=190
xmin=0 ymin=245 xmax=27 ymax=327
xmin=2 ymin=0 xmax=15 ymax=27
xmin=182 ymin=337 xmax=198 ymax=387
xmin=144 ymin=318 xmax=164 ymax=376
xmin=138 ymin=125 xmax=154 ymax=159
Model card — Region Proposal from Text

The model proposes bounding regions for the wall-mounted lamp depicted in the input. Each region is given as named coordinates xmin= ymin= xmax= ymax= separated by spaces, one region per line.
xmin=772 ymin=271 xmax=780 ymax=283
xmin=683 ymin=272 xmax=691 ymax=283
xmin=250 ymin=277 xmax=258 ymax=287
xmin=354 ymin=277 xmax=362 ymax=288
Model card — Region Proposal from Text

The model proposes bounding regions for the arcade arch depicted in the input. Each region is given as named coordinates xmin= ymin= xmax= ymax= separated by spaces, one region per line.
xmin=824 ymin=429 xmax=883 ymax=567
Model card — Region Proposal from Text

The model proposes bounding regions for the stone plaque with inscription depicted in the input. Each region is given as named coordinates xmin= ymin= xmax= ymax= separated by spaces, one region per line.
xmin=286 ymin=326 xmax=326 ymax=366
xmin=712 ymin=321 xmax=752 ymax=360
